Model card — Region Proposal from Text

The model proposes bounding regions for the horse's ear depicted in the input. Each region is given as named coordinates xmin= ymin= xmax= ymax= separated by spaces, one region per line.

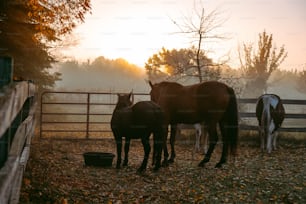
xmin=129 ymin=91 xmax=134 ymax=104
xmin=148 ymin=80 xmax=154 ymax=88
xmin=129 ymin=89 xmax=134 ymax=97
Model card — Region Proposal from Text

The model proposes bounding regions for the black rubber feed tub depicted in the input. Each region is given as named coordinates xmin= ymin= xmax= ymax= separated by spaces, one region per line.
xmin=83 ymin=152 xmax=115 ymax=167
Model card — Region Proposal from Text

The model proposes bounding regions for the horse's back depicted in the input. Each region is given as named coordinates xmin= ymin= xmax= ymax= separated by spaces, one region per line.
xmin=177 ymin=81 xmax=232 ymax=107
xmin=256 ymin=94 xmax=284 ymax=113
xmin=111 ymin=107 xmax=132 ymax=131
xmin=111 ymin=101 xmax=163 ymax=139
xmin=159 ymin=81 xmax=234 ymax=122
xmin=195 ymin=81 xmax=234 ymax=116
xmin=150 ymin=80 xmax=237 ymax=125
xmin=197 ymin=81 xmax=231 ymax=99
xmin=132 ymin=101 xmax=164 ymax=127
xmin=256 ymin=94 xmax=285 ymax=128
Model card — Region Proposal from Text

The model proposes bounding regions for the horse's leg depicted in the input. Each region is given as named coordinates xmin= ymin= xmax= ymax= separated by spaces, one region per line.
xmin=267 ymin=132 xmax=273 ymax=154
xmin=115 ymin=135 xmax=122 ymax=169
xmin=215 ymin=122 xmax=228 ymax=168
xmin=123 ymin=137 xmax=130 ymax=166
xmin=259 ymin=128 xmax=265 ymax=152
xmin=138 ymin=136 xmax=151 ymax=173
xmin=273 ymin=131 xmax=278 ymax=150
xmin=152 ymin=140 xmax=156 ymax=166
xmin=198 ymin=122 xmax=218 ymax=167
xmin=162 ymin=125 xmax=170 ymax=167
xmin=267 ymin=120 xmax=277 ymax=153
xmin=152 ymin=130 xmax=163 ymax=171
xmin=153 ymin=144 xmax=162 ymax=171
xmin=202 ymin=125 xmax=208 ymax=154
xmin=195 ymin=124 xmax=201 ymax=152
xmin=168 ymin=124 xmax=177 ymax=163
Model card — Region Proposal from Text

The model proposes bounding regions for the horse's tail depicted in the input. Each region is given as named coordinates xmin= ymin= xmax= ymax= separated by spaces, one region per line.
xmin=152 ymin=107 xmax=165 ymax=167
xmin=225 ymin=87 xmax=239 ymax=156
xmin=262 ymin=104 xmax=270 ymax=136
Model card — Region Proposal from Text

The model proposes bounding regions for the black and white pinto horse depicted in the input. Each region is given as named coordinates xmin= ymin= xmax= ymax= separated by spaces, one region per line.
xmin=256 ymin=94 xmax=285 ymax=153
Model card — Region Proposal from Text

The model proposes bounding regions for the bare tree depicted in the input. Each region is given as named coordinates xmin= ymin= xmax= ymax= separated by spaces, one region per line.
xmin=171 ymin=2 xmax=228 ymax=82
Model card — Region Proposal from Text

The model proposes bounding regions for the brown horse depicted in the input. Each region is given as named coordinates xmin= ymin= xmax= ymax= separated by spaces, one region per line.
xmin=149 ymin=81 xmax=239 ymax=168
xmin=111 ymin=92 xmax=164 ymax=173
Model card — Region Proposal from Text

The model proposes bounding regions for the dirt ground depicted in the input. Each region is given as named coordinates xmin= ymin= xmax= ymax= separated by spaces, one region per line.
xmin=20 ymin=135 xmax=306 ymax=204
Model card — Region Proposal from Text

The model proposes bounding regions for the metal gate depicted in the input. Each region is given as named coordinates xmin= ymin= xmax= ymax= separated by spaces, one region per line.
xmin=40 ymin=91 xmax=306 ymax=139
xmin=40 ymin=91 xmax=150 ymax=139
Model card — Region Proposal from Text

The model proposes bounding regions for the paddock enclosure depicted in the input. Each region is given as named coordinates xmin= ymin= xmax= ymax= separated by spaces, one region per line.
xmin=16 ymin=90 xmax=306 ymax=203
xmin=0 ymin=68 xmax=301 ymax=203
xmin=40 ymin=91 xmax=306 ymax=139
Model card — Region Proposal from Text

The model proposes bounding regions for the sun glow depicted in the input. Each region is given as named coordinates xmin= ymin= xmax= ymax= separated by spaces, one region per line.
xmin=62 ymin=0 xmax=189 ymax=67
xmin=63 ymin=0 xmax=306 ymax=71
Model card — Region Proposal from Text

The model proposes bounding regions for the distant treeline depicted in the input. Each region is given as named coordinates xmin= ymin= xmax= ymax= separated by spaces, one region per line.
xmin=55 ymin=57 xmax=149 ymax=92
xmin=55 ymin=56 xmax=306 ymax=99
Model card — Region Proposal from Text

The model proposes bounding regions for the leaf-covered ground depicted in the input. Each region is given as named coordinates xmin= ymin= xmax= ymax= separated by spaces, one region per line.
xmin=20 ymin=136 xmax=306 ymax=203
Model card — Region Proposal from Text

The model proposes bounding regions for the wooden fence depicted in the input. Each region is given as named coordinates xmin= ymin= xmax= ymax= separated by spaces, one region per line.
xmin=239 ymin=98 xmax=306 ymax=132
xmin=0 ymin=81 xmax=36 ymax=204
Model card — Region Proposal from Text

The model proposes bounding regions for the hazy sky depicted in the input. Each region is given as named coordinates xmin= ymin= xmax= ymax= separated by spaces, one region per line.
xmin=63 ymin=0 xmax=306 ymax=70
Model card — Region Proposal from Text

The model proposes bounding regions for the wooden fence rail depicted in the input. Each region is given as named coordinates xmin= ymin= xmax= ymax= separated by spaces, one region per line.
xmin=0 ymin=81 xmax=36 ymax=204
xmin=238 ymin=98 xmax=306 ymax=132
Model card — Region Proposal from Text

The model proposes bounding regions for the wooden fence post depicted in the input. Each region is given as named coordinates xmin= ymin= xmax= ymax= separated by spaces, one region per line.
xmin=0 ymin=56 xmax=13 ymax=88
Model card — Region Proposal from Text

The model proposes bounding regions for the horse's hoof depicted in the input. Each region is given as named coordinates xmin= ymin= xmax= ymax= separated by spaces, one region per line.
xmin=215 ymin=162 xmax=223 ymax=168
xmin=153 ymin=166 xmax=160 ymax=172
xmin=162 ymin=160 xmax=169 ymax=167
xmin=198 ymin=161 xmax=205 ymax=167
xmin=168 ymin=158 xmax=174 ymax=163
xmin=154 ymin=162 xmax=161 ymax=170
xmin=137 ymin=168 xmax=146 ymax=174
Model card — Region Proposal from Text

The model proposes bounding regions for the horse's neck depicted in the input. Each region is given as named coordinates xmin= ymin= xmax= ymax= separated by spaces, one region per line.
xmin=113 ymin=106 xmax=132 ymax=121
xmin=115 ymin=106 xmax=130 ymax=114
xmin=115 ymin=105 xmax=124 ymax=110
xmin=115 ymin=103 xmax=132 ymax=110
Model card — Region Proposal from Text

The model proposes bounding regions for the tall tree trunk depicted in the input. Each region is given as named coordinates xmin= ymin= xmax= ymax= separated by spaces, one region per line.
xmin=196 ymin=33 xmax=203 ymax=82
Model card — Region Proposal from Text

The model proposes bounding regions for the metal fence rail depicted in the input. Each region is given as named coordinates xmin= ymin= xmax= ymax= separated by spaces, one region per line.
xmin=40 ymin=91 xmax=149 ymax=139
xmin=40 ymin=91 xmax=306 ymax=139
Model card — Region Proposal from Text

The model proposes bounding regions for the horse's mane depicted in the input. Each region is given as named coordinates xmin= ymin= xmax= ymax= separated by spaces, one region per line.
xmin=158 ymin=81 xmax=184 ymax=88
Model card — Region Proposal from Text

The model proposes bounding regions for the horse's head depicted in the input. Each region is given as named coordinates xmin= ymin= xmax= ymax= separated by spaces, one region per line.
xmin=149 ymin=81 xmax=181 ymax=104
xmin=149 ymin=81 xmax=161 ymax=103
xmin=115 ymin=92 xmax=133 ymax=110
